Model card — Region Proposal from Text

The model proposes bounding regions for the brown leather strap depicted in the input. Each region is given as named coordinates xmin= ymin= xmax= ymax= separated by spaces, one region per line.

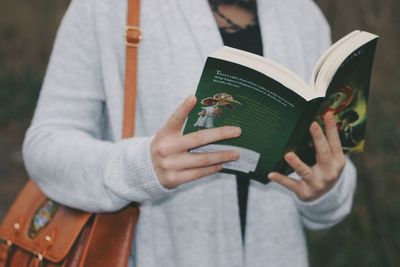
xmin=123 ymin=0 xmax=141 ymax=138
xmin=84 ymin=1 xmax=141 ymax=266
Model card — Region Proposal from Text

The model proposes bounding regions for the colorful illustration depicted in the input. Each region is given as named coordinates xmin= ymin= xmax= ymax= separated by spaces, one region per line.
xmin=194 ymin=93 xmax=242 ymax=128
xmin=318 ymin=85 xmax=356 ymax=119
xmin=314 ymin=83 xmax=366 ymax=152
xmin=320 ymin=81 xmax=367 ymax=151
xmin=308 ymin=82 xmax=367 ymax=153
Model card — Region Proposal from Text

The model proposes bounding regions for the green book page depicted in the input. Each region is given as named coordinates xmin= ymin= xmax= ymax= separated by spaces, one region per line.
xmin=183 ymin=57 xmax=308 ymax=183
xmin=283 ymin=38 xmax=378 ymax=172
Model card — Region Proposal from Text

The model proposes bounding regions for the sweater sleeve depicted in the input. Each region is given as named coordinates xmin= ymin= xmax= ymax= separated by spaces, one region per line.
xmin=291 ymin=157 xmax=357 ymax=230
xmin=22 ymin=0 xmax=173 ymax=213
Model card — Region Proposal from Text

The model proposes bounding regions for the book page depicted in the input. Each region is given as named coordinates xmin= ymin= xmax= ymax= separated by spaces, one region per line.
xmin=212 ymin=47 xmax=313 ymax=100
xmin=314 ymin=31 xmax=378 ymax=97
xmin=310 ymin=30 xmax=360 ymax=85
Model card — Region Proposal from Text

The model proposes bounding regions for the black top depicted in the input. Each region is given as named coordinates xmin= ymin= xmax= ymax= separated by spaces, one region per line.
xmin=209 ymin=1 xmax=264 ymax=242
xmin=218 ymin=24 xmax=263 ymax=56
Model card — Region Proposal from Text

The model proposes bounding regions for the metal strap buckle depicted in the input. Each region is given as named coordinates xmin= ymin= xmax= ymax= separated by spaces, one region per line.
xmin=125 ymin=26 xmax=142 ymax=48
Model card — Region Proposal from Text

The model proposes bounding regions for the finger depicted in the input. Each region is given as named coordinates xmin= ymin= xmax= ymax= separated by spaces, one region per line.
xmin=164 ymin=95 xmax=197 ymax=133
xmin=284 ymin=152 xmax=313 ymax=180
xmin=323 ymin=112 xmax=343 ymax=156
xmin=268 ymin=172 xmax=303 ymax=194
xmin=168 ymin=150 xmax=240 ymax=169
xmin=178 ymin=126 xmax=241 ymax=152
xmin=177 ymin=164 xmax=224 ymax=184
xmin=310 ymin=121 xmax=331 ymax=163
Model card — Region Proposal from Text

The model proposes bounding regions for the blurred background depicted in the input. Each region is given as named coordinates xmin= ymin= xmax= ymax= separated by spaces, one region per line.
xmin=0 ymin=1 xmax=399 ymax=266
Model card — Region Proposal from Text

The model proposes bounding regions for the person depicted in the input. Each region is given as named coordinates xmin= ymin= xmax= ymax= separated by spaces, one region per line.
xmin=194 ymin=97 xmax=221 ymax=128
xmin=194 ymin=93 xmax=241 ymax=128
xmin=22 ymin=0 xmax=357 ymax=266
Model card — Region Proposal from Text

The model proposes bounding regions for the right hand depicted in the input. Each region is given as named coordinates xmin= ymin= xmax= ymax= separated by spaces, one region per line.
xmin=150 ymin=95 xmax=241 ymax=189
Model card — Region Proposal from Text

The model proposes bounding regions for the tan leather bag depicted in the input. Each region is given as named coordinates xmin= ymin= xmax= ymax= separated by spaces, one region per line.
xmin=0 ymin=0 xmax=142 ymax=266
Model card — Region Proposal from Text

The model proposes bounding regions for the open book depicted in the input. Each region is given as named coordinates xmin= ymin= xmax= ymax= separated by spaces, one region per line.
xmin=183 ymin=30 xmax=379 ymax=183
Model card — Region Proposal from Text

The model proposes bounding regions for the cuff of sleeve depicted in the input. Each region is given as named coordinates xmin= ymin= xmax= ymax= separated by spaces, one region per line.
xmin=103 ymin=136 xmax=175 ymax=203
xmin=292 ymin=157 xmax=356 ymax=216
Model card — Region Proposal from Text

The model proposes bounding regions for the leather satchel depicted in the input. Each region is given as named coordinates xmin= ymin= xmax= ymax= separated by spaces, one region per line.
xmin=0 ymin=0 xmax=141 ymax=266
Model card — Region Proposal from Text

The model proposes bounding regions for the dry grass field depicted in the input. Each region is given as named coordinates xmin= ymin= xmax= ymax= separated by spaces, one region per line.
xmin=0 ymin=1 xmax=399 ymax=266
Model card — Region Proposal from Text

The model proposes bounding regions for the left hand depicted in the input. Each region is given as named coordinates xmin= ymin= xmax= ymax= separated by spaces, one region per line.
xmin=268 ymin=112 xmax=346 ymax=202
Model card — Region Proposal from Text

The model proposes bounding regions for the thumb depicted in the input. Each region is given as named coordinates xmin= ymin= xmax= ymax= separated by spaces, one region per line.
xmin=268 ymin=172 xmax=302 ymax=195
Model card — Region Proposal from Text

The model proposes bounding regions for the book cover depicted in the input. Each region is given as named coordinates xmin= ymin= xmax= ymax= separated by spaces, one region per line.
xmin=278 ymin=38 xmax=378 ymax=174
xmin=183 ymin=31 xmax=378 ymax=183
xmin=183 ymin=58 xmax=309 ymax=183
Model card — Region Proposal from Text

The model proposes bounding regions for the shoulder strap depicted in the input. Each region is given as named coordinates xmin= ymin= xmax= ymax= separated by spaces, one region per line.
xmin=123 ymin=0 xmax=142 ymax=138
xmin=84 ymin=1 xmax=142 ymax=266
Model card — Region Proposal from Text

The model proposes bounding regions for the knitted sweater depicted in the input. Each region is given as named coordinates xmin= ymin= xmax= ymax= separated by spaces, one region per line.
xmin=22 ymin=0 xmax=357 ymax=266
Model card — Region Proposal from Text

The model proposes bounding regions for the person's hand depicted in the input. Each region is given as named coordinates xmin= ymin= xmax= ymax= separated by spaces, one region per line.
xmin=151 ymin=95 xmax=241 ymax=189
xmin=268 ymin=112 xmax=345 ymax=202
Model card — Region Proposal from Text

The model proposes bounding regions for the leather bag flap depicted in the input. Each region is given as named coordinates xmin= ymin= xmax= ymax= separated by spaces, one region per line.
xmin=0 ymin=181 xmax=92 ymax=263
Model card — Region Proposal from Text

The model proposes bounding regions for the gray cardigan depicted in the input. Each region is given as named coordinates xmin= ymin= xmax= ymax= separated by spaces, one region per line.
xmin=22 ymin=0 xmax=356 ymax=266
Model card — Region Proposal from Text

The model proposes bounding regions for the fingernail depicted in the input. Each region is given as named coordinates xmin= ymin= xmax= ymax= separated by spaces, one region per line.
xmin=230 ymin=151 xmax=240 ymax=160
xmin=229 ymin=126 xmax=242 ymax=137
xmin=187 ymin=95 xmax=196 ymax=103
xmin=311 ymin=122 xmax=319 ymax=131
xmin=285 ymin=152 xmax=294 ymax=161
xmin=233 ymin=127 xmax=241 ymax=136
xmin=325 ymin=112 xmax=333 ymax=120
